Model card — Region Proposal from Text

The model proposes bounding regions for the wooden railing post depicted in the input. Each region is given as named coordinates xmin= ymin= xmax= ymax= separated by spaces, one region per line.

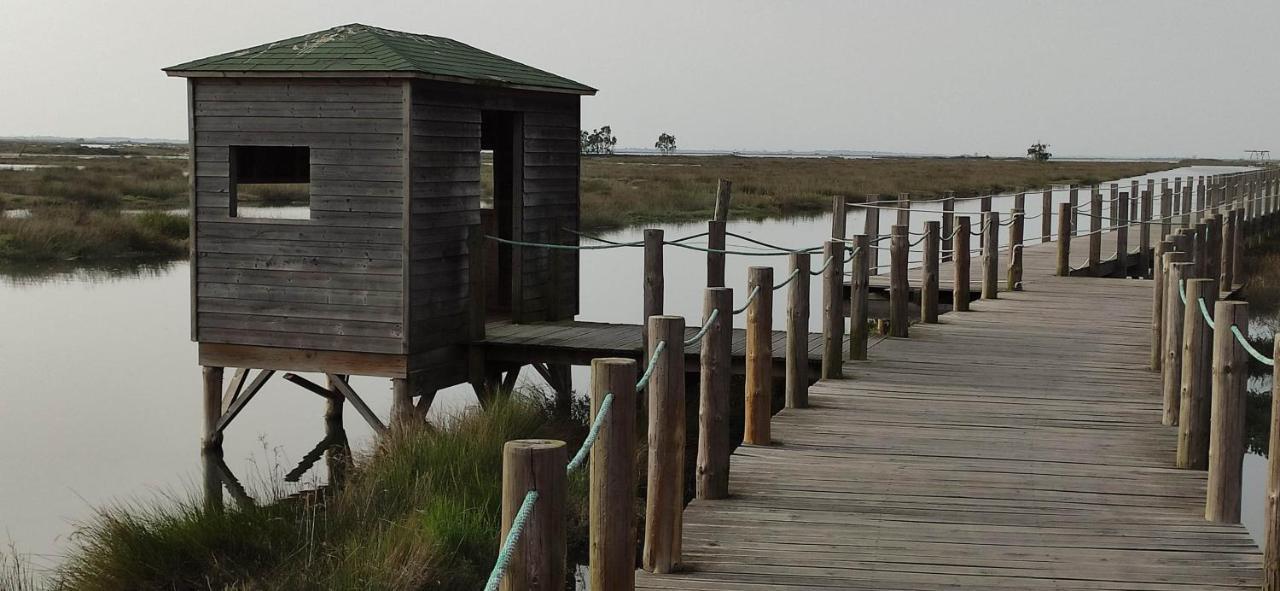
xmin=922 ymin=221 xmax=940 ymax=323
xmin=1266 ymin=336 xmax=1280 ymax=591
xmin=941 ymin=192 xmax=955 ymax=262
xmin=849 ymin=235 xmax=870 ymax=360
xmin=1109 ymin=183 xmax=1119 ymax=224
xmin=644 ymin=315 xmax=685 ymax=573
xmin=1041 ymin=189 xmax=1053 ymax=243
xmin=1161 ymin=180 xmax=1173 ymax=242
xmin=1116 ymin=191 xmax=1130 ymax=278
xmin=1068 ymin=185 xmax=1080 ymax=236
xmin=1151 ymin=239 xmax=1173 ymax=371
xmin=1176 ymin=277 xmax=1217 ymax=470
xmin=1014 ymin=191 xmax=1026 ymax=211
xmin=1131 ymin=180 xmax=1141 ymax=224
xmin=831 ymin=195 xmax=847 ymax=243
xmin=821 ymin=241 xmax=844 ymax=379
xmin=1056 ymin=203 xmax=1071 ymax=276
xmin=1221 ymin=211 xmax=1236 ymax=290
xmin=697 ymin=287 xmax=732 ymax=500
xmin=500 ymin=439 xmax=567 ymax=591
xmin=979 ymin=195 xmax=993 ymax=249
xmin=643 ymin=229 xmax=664 ymax=352
xmin=1231 ymin=208 xmax=1245 ymax=288
xmin=954 ymin=216 xmax=972 ymax=311
xmin=1206 ymin=300 xmax=1248 ymax=523
xmin=1007 ymin=209 xmax=1024 ymax=291
xmin=706 ymin=220 xmax=725 ymax=288
xmin=1140 ymin=190 xmax=1153 ymax=277
xmin=889 ymin=225 xmax=910 ymax=336
xmin=589 ymin=357 xmax=636 ymax=591
xmin=744 ymin=267 xmax=773 ymax=445
xmin=864 ymin=196 xmax=881 ymax=276
xmin=896 ymin=193 xmax=911 ymax=227
xmin=1088 ymin=188 xmax=1102 ymax=276
xmin=789 ymin=252 xmax=814 ymax=402
xmin=982 ymin=212 xmax=1000 ymax=300
xmin=1162 ymin=258 xmax=1192 ymax=426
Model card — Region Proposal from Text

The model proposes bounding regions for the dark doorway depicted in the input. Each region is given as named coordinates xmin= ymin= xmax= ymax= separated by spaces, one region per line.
xmin=481 ymin=110 xmax=521 ymax=318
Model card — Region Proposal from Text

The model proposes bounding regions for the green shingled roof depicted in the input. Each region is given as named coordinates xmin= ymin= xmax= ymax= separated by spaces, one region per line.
xmin=164 ymin=24 xmax=595 ymax=95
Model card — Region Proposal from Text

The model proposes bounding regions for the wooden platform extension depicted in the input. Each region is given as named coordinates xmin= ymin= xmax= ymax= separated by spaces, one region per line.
xmin=636 ymin=228 xmax=1263 ymax=589
xmin=481 ymin=320 xmax=835 ymax=373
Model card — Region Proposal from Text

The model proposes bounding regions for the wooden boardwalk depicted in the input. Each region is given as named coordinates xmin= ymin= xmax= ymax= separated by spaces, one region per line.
xmin=635 ymin=230 xmax=1263 ymax=589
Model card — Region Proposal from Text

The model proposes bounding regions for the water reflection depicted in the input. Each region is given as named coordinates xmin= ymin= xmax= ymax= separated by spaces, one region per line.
xmin=0 ymin=258 xmax=179 ymax=286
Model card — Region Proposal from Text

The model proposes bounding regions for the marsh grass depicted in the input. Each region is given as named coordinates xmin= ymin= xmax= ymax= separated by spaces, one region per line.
xmin=0 ymin=157 xmax=187 ymax=210
xmin=237 ymin=183 xmax=310 ymax=206
xmin=54 ymin=394 xmax=588 ymax=591
xmin=574 ymin=156 xmax=1176 ymax=230
xmin=0 ymin=207 xmax=186 ymax=263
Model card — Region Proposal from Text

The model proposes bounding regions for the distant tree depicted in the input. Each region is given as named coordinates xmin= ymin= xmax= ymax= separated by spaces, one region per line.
xmin=655 ymin=132 xmax=677 ymax=155
xmin=1027 ymin=142 xmax=1052 ymax=162
xmin=580 ymin=126 xmax=618 ymax=155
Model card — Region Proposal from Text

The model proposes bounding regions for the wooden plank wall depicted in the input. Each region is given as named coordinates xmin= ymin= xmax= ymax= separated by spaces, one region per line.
xmin=409 ymin=81 xmax=580 ymax=335
xmin=191 ymin=79 xmax=406 ymax=355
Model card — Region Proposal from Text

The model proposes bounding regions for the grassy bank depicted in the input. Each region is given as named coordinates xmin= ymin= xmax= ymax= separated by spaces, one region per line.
xmin=0 ymin=207 xmax=186 ymax=263
xmin=14 ymin=396 xmax=589 ymax=590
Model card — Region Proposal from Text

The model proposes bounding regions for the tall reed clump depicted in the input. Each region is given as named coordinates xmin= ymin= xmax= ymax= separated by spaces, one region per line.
xmin=56 ymin=395 xmax=587 ymax=591
xmin=0 ymin=207 xmax=187 ymax=262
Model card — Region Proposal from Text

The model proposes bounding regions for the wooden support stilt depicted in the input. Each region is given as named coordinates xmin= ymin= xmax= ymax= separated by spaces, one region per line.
xmin=202 ymin=366 xmax=224 ymax=450
xmin=327 ymin=374 xmax=388 ymax=435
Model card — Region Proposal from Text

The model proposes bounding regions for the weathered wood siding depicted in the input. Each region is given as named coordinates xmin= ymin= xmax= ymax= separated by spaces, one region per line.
xmin=408 ymin=81 xmax=579 ymax=344
xmin=192 ymin=78 xmax=406 ymax=354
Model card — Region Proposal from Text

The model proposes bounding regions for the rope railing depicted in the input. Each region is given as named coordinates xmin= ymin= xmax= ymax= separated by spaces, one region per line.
xmin=773 ymin=267 xmax=803 ymax=290
xmin=683 ymin=308 xmax=720 ymax=346
xmin=1230 ymin=325 xmax=1274 ymax=366
xmin=566 ymin=392 xmax=614 ymax=473
xmin=732 ymin=285 xmax=761 ymax=315
xmin=636 ymin=340 xmax=666 ymax=392
xmin=484 ymin=489 xmax=540 ymax=591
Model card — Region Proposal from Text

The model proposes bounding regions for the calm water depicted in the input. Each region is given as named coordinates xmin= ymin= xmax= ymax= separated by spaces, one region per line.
xmin=0 ymin=164 xmax=1266 ymax=568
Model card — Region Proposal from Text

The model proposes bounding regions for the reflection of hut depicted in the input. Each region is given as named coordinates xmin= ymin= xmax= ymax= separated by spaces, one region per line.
xmin=164 ymin=24 xmax=594 ymax=468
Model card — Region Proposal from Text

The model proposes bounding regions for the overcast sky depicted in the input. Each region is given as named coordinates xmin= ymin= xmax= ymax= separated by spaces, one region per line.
xmin=1 ymin=0 xmax=1276 ymax=158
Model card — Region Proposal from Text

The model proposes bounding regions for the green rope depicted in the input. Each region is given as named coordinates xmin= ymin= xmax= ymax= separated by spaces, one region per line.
xmin=724 ymin=231 xmax=816 ymax=253
xmin=566 ymin=392 xmax=613 ymax=473
xmin=636 ymin=340 xmax=666 ymax=392
xmin=773 ymin=267 xmax=803 ymax=291
xmin=488 ymin=235 xmax=638 ymax=250
xmin=733 ymin=286 xmax=761 ymax=315
xmin=1198 ymin=297 xmax=1214 ymax=327
xmin=1231 ymin=325 xmax=1275 ymax=366
xmin=664 ymin=240 xmax=802 ymax=257
xmin=484 ymin=489 xmax=540 ymax=591
xmin=565 ymin=228 xmax=709 ymax=246
xmin=808 ymin=256 xmax=835 ymax=277
xmin=684 ymin=308 xmax=720 ymax=346
xmin=1178 ymin=279 xmax=1187 ymax=305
